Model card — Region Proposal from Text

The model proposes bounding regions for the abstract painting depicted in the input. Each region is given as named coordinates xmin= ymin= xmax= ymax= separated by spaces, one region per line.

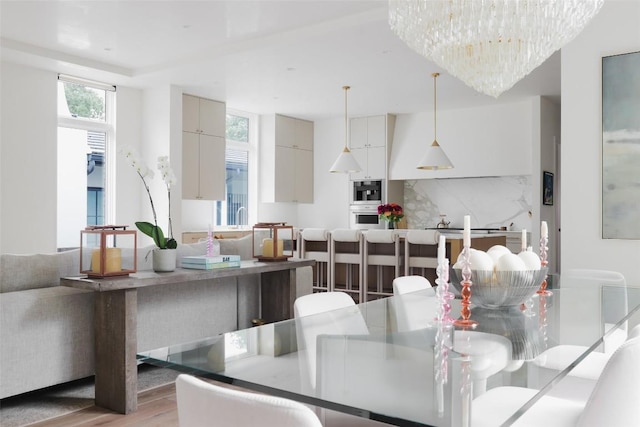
xmin=602 ymin=51 xmax=640 ymax=239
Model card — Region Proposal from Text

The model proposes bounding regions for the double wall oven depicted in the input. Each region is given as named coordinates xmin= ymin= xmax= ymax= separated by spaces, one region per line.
xmin=349 ymin=180 xmax=385 ymax=229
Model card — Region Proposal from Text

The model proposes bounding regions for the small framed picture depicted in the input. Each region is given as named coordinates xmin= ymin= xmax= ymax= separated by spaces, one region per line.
xmin=543 ymin=171 xmax=554 ymax=206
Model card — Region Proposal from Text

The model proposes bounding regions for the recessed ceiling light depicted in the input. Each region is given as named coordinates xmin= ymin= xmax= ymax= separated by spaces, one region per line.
xmin=104 ymin=47 xmax=112 ymax=52
xmin=286 ymin=67 xmax=296 ymax=72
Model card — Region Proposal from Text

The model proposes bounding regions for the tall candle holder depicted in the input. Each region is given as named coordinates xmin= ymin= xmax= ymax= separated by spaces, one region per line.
xmin=206 ymin=228 xmax=214 ymax=257
xmin=454 ymin=245 xmax=478 ymax=328
xmin=537 ymin=233 xmax=553 ymax=295
xmin=435 ymin=256 xmax=454 ymax=416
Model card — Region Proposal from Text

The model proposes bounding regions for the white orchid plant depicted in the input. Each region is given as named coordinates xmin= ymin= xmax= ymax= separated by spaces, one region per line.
xmin=120 ymin=146 xmax=178 ymax=249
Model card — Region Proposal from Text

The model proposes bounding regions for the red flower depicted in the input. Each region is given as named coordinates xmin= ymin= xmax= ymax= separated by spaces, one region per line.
xmin=378 ymin=203 xmax=404 ymax=223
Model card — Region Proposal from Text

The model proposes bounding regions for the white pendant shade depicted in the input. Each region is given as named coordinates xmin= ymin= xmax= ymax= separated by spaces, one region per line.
xmin=417 ymin=72 xmax=453 ymax=170
xmin=330 ymin=147 xmax=361 ymax=173
xmin=417 ymin=140 xmax=454 ymax=170
xmin=329 ymin=85 xmax=361 ymax=173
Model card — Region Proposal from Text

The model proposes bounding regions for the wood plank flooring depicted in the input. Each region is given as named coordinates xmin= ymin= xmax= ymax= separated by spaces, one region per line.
xmin=27 ymin=382 xmax=179 ymax=427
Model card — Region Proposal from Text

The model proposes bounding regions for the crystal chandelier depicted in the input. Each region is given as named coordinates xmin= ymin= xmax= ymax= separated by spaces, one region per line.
xmin=389 ymin=0 xmax=604 ymax=98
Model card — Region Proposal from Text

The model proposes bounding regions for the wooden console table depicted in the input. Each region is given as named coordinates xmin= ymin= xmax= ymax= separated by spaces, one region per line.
xmin=61 ymin=259 xmax=315 ymax=414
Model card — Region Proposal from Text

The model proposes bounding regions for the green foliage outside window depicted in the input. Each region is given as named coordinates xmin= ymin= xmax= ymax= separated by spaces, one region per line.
xmin=63 ymin=82 xmax=105 ymax=120
xmin=226 ymin=114 xmax=249 ymax=142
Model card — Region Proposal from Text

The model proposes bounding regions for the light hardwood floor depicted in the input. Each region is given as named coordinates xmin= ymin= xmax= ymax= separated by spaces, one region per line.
xmin=27 ymin=383 xmax=179 ymax=427
xmin=25 ymin=378 xmax=387 ymax=427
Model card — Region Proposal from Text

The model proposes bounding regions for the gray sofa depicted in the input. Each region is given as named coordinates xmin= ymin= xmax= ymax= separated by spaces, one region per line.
xmin=0 ymin=235 xmax=312 ymax=399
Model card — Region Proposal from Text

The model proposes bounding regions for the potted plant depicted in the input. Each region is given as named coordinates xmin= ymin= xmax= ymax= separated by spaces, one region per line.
xmin=378 ymin=203 xmax=404 ymax=229
xmin=120 ymin=147 xmax=177 ymax=272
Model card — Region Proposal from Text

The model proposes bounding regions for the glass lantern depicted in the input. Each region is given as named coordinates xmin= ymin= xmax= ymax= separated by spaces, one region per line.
xmin=80 ymin=225 xmax=137 ymax=278
xmin=252 ymin=222 xmax=294 ymax=261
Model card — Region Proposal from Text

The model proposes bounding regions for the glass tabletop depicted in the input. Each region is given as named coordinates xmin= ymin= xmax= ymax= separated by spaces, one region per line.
xmin=138 ymin=283 xmax=640 ymax=427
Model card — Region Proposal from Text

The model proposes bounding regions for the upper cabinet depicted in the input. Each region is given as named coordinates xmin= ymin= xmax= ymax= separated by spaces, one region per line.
xmin=260 ymin=114 xmax=314 ymax=203
xmin=182 ymin=94 xmax=226 ymax=200
xmin=350 ymin=114 xmax=395 ymax=181
xmin=183 ymin=94 xmax=226 ymax=137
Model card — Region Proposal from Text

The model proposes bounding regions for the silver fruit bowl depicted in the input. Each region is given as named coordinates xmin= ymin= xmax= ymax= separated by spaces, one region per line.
xmin=451 ymin=268 xmax=548 ymax=309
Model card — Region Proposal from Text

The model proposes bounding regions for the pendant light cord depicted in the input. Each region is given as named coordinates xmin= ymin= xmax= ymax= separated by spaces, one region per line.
xmin=343 ymin=86 xmax=350 ymax=149
xmin=433 ymin=72 xmax=439 ymax=143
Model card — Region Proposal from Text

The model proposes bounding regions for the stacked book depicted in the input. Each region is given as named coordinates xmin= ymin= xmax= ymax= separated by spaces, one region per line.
xmin=181 ymin=255 xmax=242 ymax=270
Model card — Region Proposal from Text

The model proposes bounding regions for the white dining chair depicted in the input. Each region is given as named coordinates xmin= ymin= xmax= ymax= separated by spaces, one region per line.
xmin=472 ymin=334 xmax=640 ymax=427
xmin=392 ymin=275 xmax=437 ymax=333
xmin=527 ymin=269 xmax=628 ymax=402
xmin=293 ymin=291 xmax=369 ymax=392
xmin=391 ymin=275 xmax=511 ymax=397
xmin=175 ymin=374 xmax=322 ymax=427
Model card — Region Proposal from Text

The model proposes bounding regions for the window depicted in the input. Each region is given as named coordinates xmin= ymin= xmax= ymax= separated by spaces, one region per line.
xmin=57 ymin=75 xmax=115 ymax=250
xmin=214 ymin=111 xmax=256 ymax=227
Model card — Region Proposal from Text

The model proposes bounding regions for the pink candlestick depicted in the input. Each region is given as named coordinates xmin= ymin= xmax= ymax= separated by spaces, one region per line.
xmin=537 ymin=222 xmax=552 ymax=295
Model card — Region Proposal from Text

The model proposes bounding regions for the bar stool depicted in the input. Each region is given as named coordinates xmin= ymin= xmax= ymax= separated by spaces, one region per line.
xmin=404 ymin=229 xmax=441 ymax=284
xmin=329 ymin=229 xmax=364 ymax=303
xmin=299 ymin=228 xmax=331 ymax=293
xmin=363 ymin=229 xmax=402 ymax=301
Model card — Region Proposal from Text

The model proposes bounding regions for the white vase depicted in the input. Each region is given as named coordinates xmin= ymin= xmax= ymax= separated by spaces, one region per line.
xmin=153 ymin=248 xmax=177 ymax=272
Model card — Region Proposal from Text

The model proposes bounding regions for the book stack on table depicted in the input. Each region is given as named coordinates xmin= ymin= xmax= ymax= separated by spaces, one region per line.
xmin=181 ymin=255 xmax=242 ymax=270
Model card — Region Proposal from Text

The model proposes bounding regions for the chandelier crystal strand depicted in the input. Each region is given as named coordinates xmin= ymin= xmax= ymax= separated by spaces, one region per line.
xmin=389 ymin=0 xmax=604 ymax=97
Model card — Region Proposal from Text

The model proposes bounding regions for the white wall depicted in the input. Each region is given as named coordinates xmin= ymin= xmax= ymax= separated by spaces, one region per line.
xmin=295 ymin=117 xmax=351 ymax=230
xmin=389 ymin=100 xmax=533 ymax=180
xmin=0 ymin=62 xmax=145 ymax=254
xmin=562 ymin=0 xmax=640 ymax=285
xmin=1 ymin=63 xmax=58 ymax=253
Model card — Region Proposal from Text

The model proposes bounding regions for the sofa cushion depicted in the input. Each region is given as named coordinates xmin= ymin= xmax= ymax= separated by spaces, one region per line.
xmin=0 ymin=250 xmax=79 ymax=293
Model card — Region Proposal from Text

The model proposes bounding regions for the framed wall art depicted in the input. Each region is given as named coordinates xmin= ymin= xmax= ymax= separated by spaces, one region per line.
xmin=543 ymin=171 xmax=554 ymax=206
xmin=602 ymin=51 xmax=640 ymax=239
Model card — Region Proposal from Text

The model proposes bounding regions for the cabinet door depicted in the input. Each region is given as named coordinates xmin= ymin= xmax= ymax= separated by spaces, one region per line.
xmin=199 ymin=98 xmax=226 ymax=137
xmin=274 ymin=145 xmax=295 ymax=202
xmin=295 ymin=119 xmax=314 ymax=151
xmin=183 ymin=95 xmax=200 ymax=133
xmin=275 ymin=115 xmax=296 ymax=148
xmin=294 ymin=149 xmax=313 ymax=203
xmin=366 ymin=145 xmax=387 ymax=180
xmin=199 ymin=134 xmax=226 ymax=200
xmin=349 ymin=147 xmax=367 ymax=180
xmin=367 ymin=115 xmax=386 ymax=147
xmin=350 ymin=117 xmax=368 ymax=149
xmin=182 ymin=131 xmax=201 ymax=199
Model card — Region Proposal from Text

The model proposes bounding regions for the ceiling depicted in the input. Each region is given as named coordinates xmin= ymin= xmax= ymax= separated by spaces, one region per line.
xmin=0 ymin=0 xmax=561 ymax=121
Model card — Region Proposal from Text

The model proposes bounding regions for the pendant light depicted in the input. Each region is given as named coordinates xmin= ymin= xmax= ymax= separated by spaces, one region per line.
xmin=329 ymin=85 xmax=361 ymax=173
xmin=417 ymin=73 xmax=454 ymax=170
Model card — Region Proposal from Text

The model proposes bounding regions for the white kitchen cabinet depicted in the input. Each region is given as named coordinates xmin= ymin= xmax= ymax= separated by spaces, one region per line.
xmin=182 ymin=94 xmax=226 ymax=200
xmin=182 ymin=132 xmax=225 ymax=200
xmin=183 ymin=94 xmax=225 ymax=137
xmin=260 ymin=114 xmax=314 ymax=203
xmin=350 ymin=115 xmax=390 ymax=180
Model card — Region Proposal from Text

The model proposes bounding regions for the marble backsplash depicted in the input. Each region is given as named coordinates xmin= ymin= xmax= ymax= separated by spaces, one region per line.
xmin=404 ymin=176 xmax=532 ymax=231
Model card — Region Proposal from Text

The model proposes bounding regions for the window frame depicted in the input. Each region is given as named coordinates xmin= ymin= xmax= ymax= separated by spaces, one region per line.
xmin=57 ymin=75 xmax=116 ymax=247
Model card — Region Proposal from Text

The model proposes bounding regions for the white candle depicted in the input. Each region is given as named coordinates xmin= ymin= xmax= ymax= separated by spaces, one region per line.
xmin=521 ymin=229 xmax=527 ymax=252
xmin=463 ymin=215 xmax=471 ymax=247
xmin=541 ymin=221 xmax=548 ymax=239
xmin=438 ymin=235 xmax=446 ymax=264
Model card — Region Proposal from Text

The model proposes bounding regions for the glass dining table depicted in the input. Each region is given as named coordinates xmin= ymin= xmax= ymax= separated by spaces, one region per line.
xmin=138 ymin=280 xmax=640 ymax=427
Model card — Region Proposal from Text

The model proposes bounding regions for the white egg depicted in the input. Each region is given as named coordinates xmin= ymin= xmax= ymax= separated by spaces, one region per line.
xmin=487 ymin=245 xmax=512 ymax=264
xmin=470 ymin=250 xmax=494 ymax=271
xmin=454 ymin=248 xmax=494 ymax=271
xmin=495 ymin=253 xmax=527 ymax=271
xmin=518 ymin=251 xmax=541 ymax=270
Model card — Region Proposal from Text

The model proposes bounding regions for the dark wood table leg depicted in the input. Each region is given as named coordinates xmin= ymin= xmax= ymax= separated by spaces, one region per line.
xmin=260 ymin=268 xmax=297 ymax=323
xmin=94 ymin=289 xmax=138 ymax=414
